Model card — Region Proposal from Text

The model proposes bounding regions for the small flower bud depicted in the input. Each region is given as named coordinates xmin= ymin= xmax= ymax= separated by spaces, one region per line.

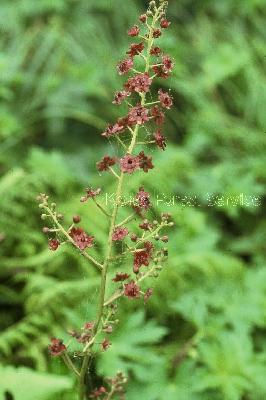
xmin=168 ymin=222 xmax=174 ymax=227
xmin=41 ymin=214 xmax=47 ymax=220
xmin=147 ymin=10 xmax=153 ymax=16
xmin=80 ymin=196 xmax=87 ymax=202
xmin=57 ymin=213 xmax=64 ymax=220
xmin=130 ymin=233 xmax=138 ymax=242
xmin=153 ymin=220 xmax=159 ymax=225
xmin=139 ymin=14 xmax=147 ymax=23
xmin=42 ymin=227 xmax=50 ymax=234
xmin=39 ymin=203 xmax=45 ymax=209
xmin=161 ymin=235 xmax=169 ymax=243
xmin=51 ymin=202 xmax=56 ymax=208
xmin=149 ymin=1 xmax=156 ymax=7
xmin=155 ymin=234 xmax=160 ymax=241
xmin=153 ymin=272 xmax=159 ymax=278
xmin=73 ymin=215 xmax=81 ymax=223
xmin=103 ymin=325 xmax=113 ymax=334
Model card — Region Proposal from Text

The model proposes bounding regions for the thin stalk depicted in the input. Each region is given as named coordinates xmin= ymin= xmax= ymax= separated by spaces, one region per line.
xmin=92 ymin=198 xmax=111 ymax=218
xmin=61 ymin=352 xmax=80 ymax=377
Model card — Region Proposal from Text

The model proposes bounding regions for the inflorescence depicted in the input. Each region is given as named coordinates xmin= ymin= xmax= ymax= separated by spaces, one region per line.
xmin=37 ymin=1 xmax=173 ymax=398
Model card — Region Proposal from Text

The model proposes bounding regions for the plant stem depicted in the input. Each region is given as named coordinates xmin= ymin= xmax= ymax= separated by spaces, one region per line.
xmin=62 ymin=352 xmax=80 ymax=377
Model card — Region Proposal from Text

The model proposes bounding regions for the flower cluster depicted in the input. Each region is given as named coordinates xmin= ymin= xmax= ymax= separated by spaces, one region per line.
xmin=37 ymin=2 xmax=173 ymax=399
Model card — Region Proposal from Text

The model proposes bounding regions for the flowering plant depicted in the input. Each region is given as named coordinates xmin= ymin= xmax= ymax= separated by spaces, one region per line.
xmin=37 ymin=1 xmax=173 ymax=398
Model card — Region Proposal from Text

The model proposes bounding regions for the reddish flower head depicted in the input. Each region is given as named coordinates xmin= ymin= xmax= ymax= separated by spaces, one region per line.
xmin=48 ymin=338 xmax=66 ymax=356
xmin=81 ymin=187 xmax=101 ymax=202
xmin=151 ymin=106 xmax=165 ymax=125
xmin=112 ymin=91 xmax=130 ymax=105
xmin=102 ymin=123 xmax=124 ymax=138
xmin=125 ymin=73 xmax=152 ymax=93
xmin=154 ymin=129 xmax=166 ymax=150
xmin=48 ymin=239 xmax=60 ymax=251
xmin=158 ymin=89 xmax=173 ymax=109
xmin=101 ymin=338 xmax=111 ymax=351
xmin=135 ymin=187 xmax=151 ymax=210
xmin=162 ymin=55 xmax=174 ymax=73
xmin=128 ymin=25 xmax=140 ymax=37
xmin=69 ymin=227 xmax=94 ymax=250
xmin=120 ymin=154 xmax=139 ymax=174
xmin=128 ymin=105 xmax=149 ymax=125
xmin=89 ymin=387 xmax=107 ymax=399
xmin=138 ymin=151 xmax=154 ymax=173
xmin=127 ymin=42 xmax=145 ymax=57
xmin=97 ymin=156 xmax=116 ymax=172
xmin=153 ymin=28 xmax=162 ymax=38
xmin=133 ymin=241 xmax=153 ymax=273
xmin=84 ymin=321 xmax=94 ymax=330
xmin=150 ymin=46 xmax=162 ymax=56
xmin=139 ymin=14 xmax=147 ymax=23
xmin=124 ymin=281 xmax=140 ymax=299
xmin=160 ymin=18 xmax=171 ymax=28
xmin=112 ymin=226 xmax=129 ymax=241
xmin=112 ymin=272 xmax=130 ymax=282
xmin=139 ymin=220 xmax=152 ymax=230
xmin=117 ymin=58 xmax=134 ymax=75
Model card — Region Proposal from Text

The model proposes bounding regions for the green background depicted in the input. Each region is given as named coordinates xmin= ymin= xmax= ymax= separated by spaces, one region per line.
xmin=0 ymin=0 xmax=266 ymax=399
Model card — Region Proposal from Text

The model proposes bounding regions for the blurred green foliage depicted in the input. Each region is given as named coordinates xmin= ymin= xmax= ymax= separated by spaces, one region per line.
xmin=0 ymin=0 xmax=266 ymax=399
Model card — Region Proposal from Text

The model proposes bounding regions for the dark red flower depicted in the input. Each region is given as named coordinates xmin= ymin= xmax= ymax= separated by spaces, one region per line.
xmin=128 ymin=25 xmax=140 ymax=37
xmin=158 ymin=89 xmax=173 ymax=109
xmin=153 ymin=29 xmax=162 ymax=38
xmin=112 ymin=226 xmax=129 ymax=241
xmin=69 ymin=227 xmax=94 ymax=250
xmin=112 ymin=91 xmax=130 ymax=105
xmin=89 ymin=387 xmax=107 ymax=399
xmin=162 ymin=55 xmax=174 ymax=73
xmin=154 ymin=129 xmax=166 ymax=150
xmin=84 ymin=321 xmax=94 ymax=330
xmin=160 ymin=18 xmax=171 ymax=28
xmin=97 ymin=156 xmax=116 ymax=172
xmin=133 ymin=241 xmax=153 ymax=273
xmin=144 ymin=288 xmax=153 ymax=303
xmin=81 ymin=187 xmax=101 ymax=202
xmin=139 ymin=14 xmax=147 ymax=23
xmin=139 ymin=219 xmax=152 ymax=230
xmin=151 ymin=106 xmax=165 ymax=125
xmin=112 ymin=272 xmax=130 ymax=282
xmin=128 ymin=105 xmax=149 ymax=125
xmin=124 ymin=281 xmax=140 ymax=298
xmin=124 ymin=73 xmax=152 ymax=93
xmin=48 ymin=338 xmax=66 ymax=356
xmin=102 ymin=123 xmax=124 ymax=138
xmin=138 ymin=151 xmax=154 ymax=173
xmin=48 ymin=239 xmax=60 ymax=251
xmin=117 ymin=58 xmax=134 ymax=75
xmin=135 ymin=187 xmax=151 ymax=210
xmin=126 ymin=42 xmax=145 ymax=57
xmin=150 ymin=46 xmax=162 ymax=56
xmin=101 ymin=338 xmax=111 ymax=351
xmin=120 ymin=154 xmax=139 ymax=174
xmin=152 ymin=65 xmax=170 ymax=79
